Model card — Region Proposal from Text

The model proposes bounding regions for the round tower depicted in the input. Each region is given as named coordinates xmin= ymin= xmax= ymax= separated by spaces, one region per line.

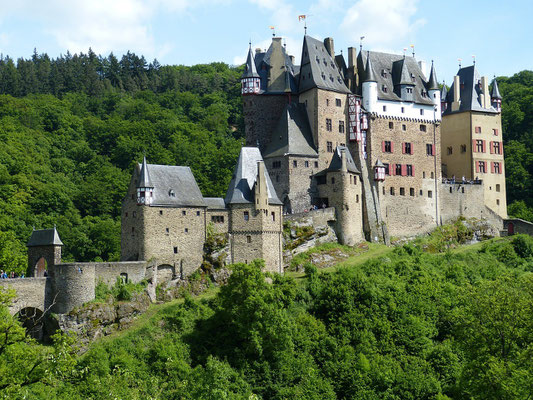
xmin=427 ymin=61 xmax=441 ymax=115
xmin=362 ymin=52 xmax=378 ymax=113
xmin=52 ymin=263 xmax=96 ymax=314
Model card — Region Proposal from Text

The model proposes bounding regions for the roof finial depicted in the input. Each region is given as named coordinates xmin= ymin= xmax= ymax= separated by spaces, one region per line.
xmin=359 ymin=36 xmax=365 ymax=51
xmin=410 ymin=44 xmax=415 ymax=58
xmin=472 ymin=54 xmax=476 ymax=65
xmin=270 ymin=26 xmax=275 ymax=37
xmin=299 ymin=15 xmax=308 ymax=34
xmin=249 ymin=39 xmax=252 ymax=48
xmin=458 ymin=58 xmax=462 ymax=68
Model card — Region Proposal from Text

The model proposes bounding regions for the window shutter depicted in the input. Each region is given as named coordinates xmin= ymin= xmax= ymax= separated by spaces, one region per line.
xmin=391 ymin=142 xmax=394 ymax=153
xmin=410 ymin=143 xmax=414 ymax=155
xmin=402 ymin=143 xmax=405 ymax=154
xmin=391 ymin=164 xmax=396 ymax=176
xmin=401 ymin=164 xmax=407 ymax=176
xmin=472 ymin=139 xmax=477 ymax=152
xmin=412 ymin=165 xmax=415 ymax=177
xmin=482 ymin=140 xmax=486 ymax=153
xmin=475 ymin=162 xmax=480 ymax=173
xmin=491 ymin=162 xmax=495 ymax=174
xmin=382 ymin=141 xmax=385 ymax=152
xmin=499 ymin=163 xmax=503 ymax=174
xmin=490 ymin=141 xmax=493 ymax=154
xmin=495 ymin=129 xmax=499 ymax=136
xmin=431 ymin=144 xmax=435 ymax=156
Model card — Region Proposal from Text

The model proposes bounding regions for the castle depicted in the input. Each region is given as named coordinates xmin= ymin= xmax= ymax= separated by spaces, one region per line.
xmin=2 ymin=33 xmax=509 ymax=317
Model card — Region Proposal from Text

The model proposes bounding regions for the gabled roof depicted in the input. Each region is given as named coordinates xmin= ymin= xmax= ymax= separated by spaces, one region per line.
xmin=443 ymin=65 xmax=499 ymax=115
xmin=27 ymin=227 xmax=63 ymax=247
xmin=254 ymin=38 xmax=298 ymax=93
xmin=358 ymin=51 xmax=433 ymax=105
xmin=393 ymin=58 xmax=413 ymax=86
xmin=204 ymin=197 xmax=227 ymax=210
xmin=137 ymin=163 xmax=206 ymax=207
xmin=491 ymin=78 xmax=502 ymax=99
xmin=138 ymin=156 xmax=153 ymax=188
xmin=263 ymin=103 xmax=318 ymax=158
xmin=427 ymin=62 xmax=439 ymax=90
xmin=242 ymin=46 xmax=259 ymax=78
xmin=225 ymin=147 xmax=282 ymax=205
xmin=298 ymin=35 xmax=351 ymax=94
xmin=327 ymin=146 xmax=360 ymax=174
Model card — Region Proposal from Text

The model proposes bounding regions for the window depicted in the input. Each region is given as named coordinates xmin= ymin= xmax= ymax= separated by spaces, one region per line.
xmin=496 ymin=199 xmax=500 ymax=205
xmin=184 ymin=228 xmax=189 ymax=233
xmin=420 ymin=124 xmax=426 ymax=132
xmin=382 ymin=85 xmax=388 ymax=93
xmin=423 ymin=171 xmax=426 ymax=178
xmin=406 ymin=164 xmax=413 ymax=176
xmin=389 ymin=122 xmax=394 ymax=129
xmin=400 ymin=187 xmax=405 ymax=196
xmin=428 ymin=190 xmax=433 ymax=198
xmin=493 ymin=128 xmax=499 ymax=136
xmin=196 ymin=211 xmax=200 ymax=216
xmin=331 ymin=177 xmax=335 ymax=184
xmin=174 ymin=246 xmax=178 ymax=254
xmin=314 ymin=161 xmax=319 ymax=168
xmin=493 ymin=162 xmax=501 ymax=174
xmin=293 ymin=160 xmax=298 ymax=168
xmin=327 ymin=141 xmax=333 ymax=152
xmin=476 ymin=139 xmax=484 ymax=153
xmin=244 ymin=211 xmax=249 ymax=221
xmin=426 ymin=143 xmax=434 ymax=156
xmin=211 ymin=215 xmax=224 ymax=223
xmin=493 ymin=142 xmax=501 ymax=154
xmin=384 ymin=163 xmax=390 ymax=175
xmin=402 ymin=124 xmax=406 ymax=131
xmin=395 ymin=164 xmax=402 ymax=175
xmin=477 ymin=161 xmax=486 ymax=173
xmin=272 ymin=161 xmax=281 ymax=169
xmin=326 ymin=99 xmax=329 ymax=106
xmin=496 ymin=184 xmax=501 ymax=192
xmin=159 ymin=210 xmax=163 ymax=215
xmin=410 ymin=187 xmax=415 ymax=196
xmin=326 ymin=118 xmax=332 ymax=131
xmin=381 ymin=69 xmax=387 ymax=77
xmin=383 ymin=105 xmax=387 ymax=112
xmin=133 ymin=211 xmax=136 ymax=218
xmin=166 ymin=227 xmax=169 ymax=233
xmin=356 ymin=194 xmax=359 ymax=202
xmin=169 ymin=189 xmax=176 ymax=197
xmin=384 ymin=141 xmax=392 ymax=153
xmin=182 ymin=210 xmax=186 ymax=216
xmin=475 ymin=126 xmax=482 ymax=133
xmin=461 ymin=144 xmax=467 ymax=153
xmin=125 ymin=212 xmax=128 ymax=217
xmin=131 ymin=227 xmax=135 ymax=234
xmin=431 ymin=172 xmax=434 ymax=179
xmin=406 ymin=88 xmax=413 ymax=94
xmin=390 ymin=187 xmax=395 ymax=195
xmin=401 ymin=107 xmax=405 ymax=113
xmin=305 ymin=161 xmax=309 ymax=168
xmin=339 ymin=121 xmax=345 ymax=133
xmin=420 ymin=189 xmax=423 ymax=195
xmin=131 ymin=194 xmax=134 ymax=200
xmin=336 ymin=98 xmax=342 ymax=107
xmin=420 ymin=109 xmax=424 ymax=115
xmin=276 ymin=175 xmax=280 ymax=182
xmin=447 ymin=146 xmax=453 ymax=155
xmin=271 ymin=212 xmax=275 ymax=221
xmin=247 ymin=235 xmax=252 ymax=243
xmin=404 ymin=142 xmax=412 ymax=154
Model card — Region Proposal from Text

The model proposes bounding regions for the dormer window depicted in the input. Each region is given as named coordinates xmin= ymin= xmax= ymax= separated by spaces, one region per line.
xmin=323 ymin=58 xmax=327 ymax=65
xmin=410 ymin=73 xmax=416 ymax=82
xmin=169 ymin=189 xmax=175 ymax=197
xmin=316 ymin=55 xmax=320 ymax=63
xmin=421 ymin=90 xmax=427 ymax=97
xmin=406 ymin=88 xmax=413 ymax=94
xmin=381 ymin=69 xmax=387 ymax=78
xmin=321 ymin=72 xmax=326 ymax=80
xmin=382 ymin=85 xmax=388 ymax=93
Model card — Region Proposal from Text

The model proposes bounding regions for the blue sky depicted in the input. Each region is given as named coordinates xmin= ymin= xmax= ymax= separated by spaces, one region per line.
xmin=0 ymin=0 xmax=531 ymax=82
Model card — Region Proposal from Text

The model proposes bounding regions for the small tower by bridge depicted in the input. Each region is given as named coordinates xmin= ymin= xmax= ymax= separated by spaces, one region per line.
xmin=27 ymin=227 xmax=63 ymax=277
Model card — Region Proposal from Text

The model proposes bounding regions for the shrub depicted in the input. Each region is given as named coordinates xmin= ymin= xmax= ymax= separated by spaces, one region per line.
xmin=511 ymin=234 xmax=533 ymax=259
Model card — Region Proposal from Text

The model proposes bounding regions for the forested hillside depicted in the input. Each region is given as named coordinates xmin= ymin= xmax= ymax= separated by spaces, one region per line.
xmin=0 ymin=51 xmax=531 ymax=274
xmin=2 ymin=236 xmax=533 ymax=398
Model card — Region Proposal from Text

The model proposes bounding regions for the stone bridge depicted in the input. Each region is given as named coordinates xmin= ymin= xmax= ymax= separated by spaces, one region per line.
xmin=0 ymin=277 xmax=52 ymax=315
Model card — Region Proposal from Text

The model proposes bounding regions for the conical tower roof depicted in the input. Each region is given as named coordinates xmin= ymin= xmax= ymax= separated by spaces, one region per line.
xmin=138 ymin=156 xmax=153 ymax=188
xmin=241 ymin=46 xmax=259 ymax=78
xmin=363 ymin=52 xmax=377 ymax=83
xmin=441 ymin=81 xmax=448 ymax=101
xmin=491 ymin=78 xmax=502 ymax=99
xmin=398 ymin=58 xmax=412 ymax=85
xmin=427 ymin=62 xmax=439 ymax=90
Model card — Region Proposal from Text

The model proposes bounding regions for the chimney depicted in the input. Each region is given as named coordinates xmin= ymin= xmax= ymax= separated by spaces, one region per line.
xmin=451 ymin=75 xmax=461 ymax=112
xmin=255 ymin=161 xmax=268 ymax=210
xmin=417 ymin=60 xmax=427 ymax=78
xmin=480 ymin=76 xmax=489 ymax=108
xmin=255 ymin=48 xmax=262 ymax=55
xmin=324 ymin=37 xmax=335 ymax=57
xmin=347 ymin=47 xmax=357 ymax=68
xmin=340 ymin=149 xmax=347 ymax=172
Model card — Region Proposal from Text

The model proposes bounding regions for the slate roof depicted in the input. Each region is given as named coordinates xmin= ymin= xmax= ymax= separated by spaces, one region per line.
xmin=327 ymin=146 xmax=360 ymax=174
xmin=138 ymin=156 xmax=153 ymax=188
xmin=491 ymin=78 xmax=502 ymax=99
xmin=441 ymin=82 xmax=448 ymax=101
xmin=254 ymin=39 xmax=298 ymax=93
xmin=137 ymin=163 xmax=206 ymax=207
xmin=363 ymin=54 xmax=377 ymax=82
xmin=225 ymin=147 xmax=282 ymax=205
xmin=443 ymin=65 xmax=499 ymax=115
xmin=298 ymin=35 xmax=351 ymax=94
xmin=242 ymin=46 xmax=259 ymax=78
xmin=427 ymin=62 xmax=439 ymax=90
xmin=263 ymin=103 xmax=318 ymax=158
xmin=357 ymin=51 xmax=434 ymax=105
xmin=27 ymin=227 xmax=63 ymax=247
xmin=204 ymin=197 xmax=227 ymax=210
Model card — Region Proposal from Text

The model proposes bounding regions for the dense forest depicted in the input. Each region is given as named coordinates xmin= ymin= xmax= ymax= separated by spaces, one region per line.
xmin=2 ymin=234 xmax=533 ymax=398
xmin=0 ymin=51 xmax=531 ymax=274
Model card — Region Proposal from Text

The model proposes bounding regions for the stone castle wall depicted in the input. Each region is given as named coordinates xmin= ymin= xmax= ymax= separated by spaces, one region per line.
xmin=94 ymin=261 xmax=148 ymax=286
xmin=0 ymin=277 xmax=50 ymax=315
xmin=52 ymin=263 xmax=96 ymax=314
xmin=121 ymin=173 xmax=145 ymax=262
xmin=27 ymin=245 xmax=62 ymax=276
xmin=206 ymin=209 xmax=229 ymax=234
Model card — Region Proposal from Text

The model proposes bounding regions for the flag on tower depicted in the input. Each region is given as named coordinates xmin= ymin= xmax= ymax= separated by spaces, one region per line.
xmin=298 ymin=15 xmax=306 ymax=21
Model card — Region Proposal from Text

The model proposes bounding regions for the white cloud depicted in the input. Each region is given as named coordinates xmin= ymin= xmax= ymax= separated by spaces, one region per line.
xmin=248 ymin=0 xmax=298 ymax=33
xmin=340 ymin=0 xmax=425 ymax=52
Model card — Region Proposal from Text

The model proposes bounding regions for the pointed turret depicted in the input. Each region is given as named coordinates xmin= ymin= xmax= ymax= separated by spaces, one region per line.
xmin=241 ymin=45 xmax=261 ymax=95
xmin=393 ymin=58 xmax=415 ymax=101
xmin=374 ymin=159 xmax=386 ymax=181
xmin=491 ymin=78 xmax=502 ymax=112
xmin=426 ymin=61 xmax=441 ymax=113
xmin=362 ymin=53 xmax=378 ymax=112
xmin=137 ymin=156 xmax=154 ymax=205
xmin=427 ymin=62 xmax=439 ymax=90
xmin=363 ymin=53 xmax=377 ymax=82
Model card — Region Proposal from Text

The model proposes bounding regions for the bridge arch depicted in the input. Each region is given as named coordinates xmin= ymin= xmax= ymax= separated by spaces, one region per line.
xmin=0 ymin=278 xmax=49 ymax=316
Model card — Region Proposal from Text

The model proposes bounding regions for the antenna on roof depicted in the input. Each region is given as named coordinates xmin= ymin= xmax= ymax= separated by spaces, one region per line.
xmin=359 ymin=36 xmax=365 ymax=51
xmin=410 ymin=44 xmax=415 ymax=58
xmin=458 ymin=58 xmax=462 ymax=68
xmin=471 ymin=54 xmax=476 ymax=65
